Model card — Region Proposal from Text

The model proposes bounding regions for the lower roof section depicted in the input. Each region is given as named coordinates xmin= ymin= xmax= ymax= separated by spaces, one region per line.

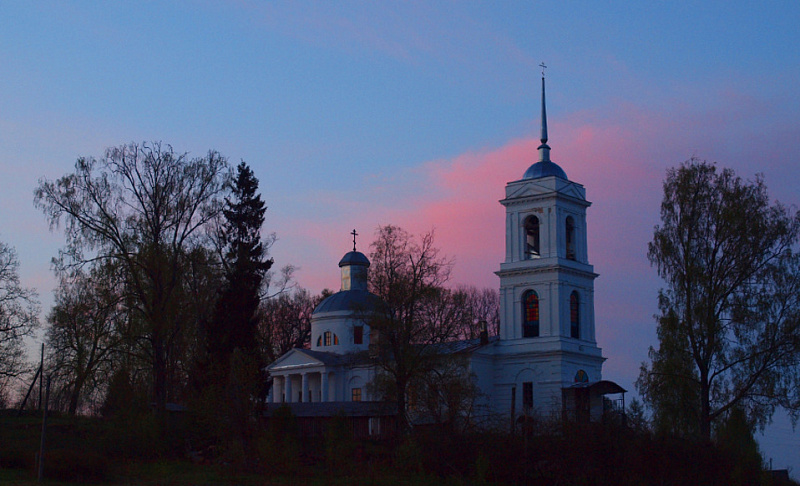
xmin=263 ymin=401 xmax=397 ymax=418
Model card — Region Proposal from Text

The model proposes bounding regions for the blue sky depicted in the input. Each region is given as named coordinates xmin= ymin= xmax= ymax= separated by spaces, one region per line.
xmin=2 ymin=1 xmax=799 ymax=474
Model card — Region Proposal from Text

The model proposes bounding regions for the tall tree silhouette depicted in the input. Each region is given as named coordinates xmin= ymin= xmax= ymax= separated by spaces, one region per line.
xmin=638 ymin=159 xmax=800 ymax=440
xmin=36 ymin=142 xmax=229 ymax=414
xmin=208 ymin=161 xmax=273 ymax=374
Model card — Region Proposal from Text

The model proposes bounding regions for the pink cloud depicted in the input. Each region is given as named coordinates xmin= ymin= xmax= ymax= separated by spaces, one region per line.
xmin=282 ymin=108 xmax=671 ymax=296
xmin=277 ymin=91 xmax=800 ymax=404
xmin=379 ymin=109 xmax=671 ymax=293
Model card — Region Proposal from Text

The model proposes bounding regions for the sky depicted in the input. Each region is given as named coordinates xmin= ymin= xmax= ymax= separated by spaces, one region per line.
xmin=1 ymin=0 xmax=799 ymax=474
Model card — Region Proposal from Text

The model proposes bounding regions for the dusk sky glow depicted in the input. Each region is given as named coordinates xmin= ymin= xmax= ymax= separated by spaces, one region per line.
xmin=2 ymin=1 xmax=799 ymax=474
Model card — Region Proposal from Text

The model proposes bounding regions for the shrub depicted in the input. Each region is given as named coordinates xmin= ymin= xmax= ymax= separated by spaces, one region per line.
xmin=393 ymin=437 xmax=423 ymax=475
xmin=43 ymin=448 xmax=109 ymax=482
xmin=0 ymin=448 xmax=34 ymax=471
xmin=325 ymin=412 xmax=355 ymax=476
xmin=259 ymin=405 xmax=300 ymax=475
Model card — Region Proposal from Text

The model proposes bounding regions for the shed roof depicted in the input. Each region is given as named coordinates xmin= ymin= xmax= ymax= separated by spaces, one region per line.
xmin=565 ymin=380 xmax=627 ymax=395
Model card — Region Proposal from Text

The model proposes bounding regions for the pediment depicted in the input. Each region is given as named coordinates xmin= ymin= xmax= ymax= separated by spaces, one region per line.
xmin=504 ymin=181 xmax=552 ymax=200
xmin=557 ymin=182 xmax=586 ymax=201
xmin=267 ymin=349 xmax=323 ymax=370
xmin=504 ymin=178 xmax=587 ymax=204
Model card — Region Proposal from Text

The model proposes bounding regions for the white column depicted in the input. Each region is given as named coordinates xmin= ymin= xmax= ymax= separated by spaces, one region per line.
xmin=321 ymin=372 xmax=329 ymax=403
xmin=301 ymin=373 xmax=309 ymax=403
xmin=284 ymin=374 xmax=293 ymax=403
xmin=272 ymin=377 xmax=281 ymax=403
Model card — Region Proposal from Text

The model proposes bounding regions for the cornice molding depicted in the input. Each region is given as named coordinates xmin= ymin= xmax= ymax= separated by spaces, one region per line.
xmin=496 ymin=262 xmax=598 ymax=280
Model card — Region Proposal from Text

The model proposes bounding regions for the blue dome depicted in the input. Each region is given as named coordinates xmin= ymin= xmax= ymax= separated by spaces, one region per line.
xmin=338 ymin=251 xmax=370 ymax=267
xmin=313 ymin=289 xmax=384 ymax=314
xmin=522 ymin=160 xmax=568 ymax=180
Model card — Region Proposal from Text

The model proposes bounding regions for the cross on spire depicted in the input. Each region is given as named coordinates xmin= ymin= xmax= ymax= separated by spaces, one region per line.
xmin=351 ymin=229 xmax=359 ymax=251
xmin=539 ymin=62 xmax=547 ymax=78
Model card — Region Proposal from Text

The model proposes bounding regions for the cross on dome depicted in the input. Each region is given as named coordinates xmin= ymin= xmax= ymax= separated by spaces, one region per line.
xmin=351 ymin=229 xmax=358 ymax=251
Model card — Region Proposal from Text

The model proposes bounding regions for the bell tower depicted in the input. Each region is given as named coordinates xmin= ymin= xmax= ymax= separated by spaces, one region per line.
xmin=491 ymin=68 xmax=604 ymax=416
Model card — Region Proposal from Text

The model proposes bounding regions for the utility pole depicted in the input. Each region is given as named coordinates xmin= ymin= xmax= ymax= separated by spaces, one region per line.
xmin=38 ymin=375 xmax=50 ymax=482
xmin=38 ymin=343 xmax=43 ymax=410
xmin=17 ymin=344 xmax=43 ymax=416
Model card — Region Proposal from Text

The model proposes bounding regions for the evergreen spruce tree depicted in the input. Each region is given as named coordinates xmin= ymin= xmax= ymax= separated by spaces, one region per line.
xmin=208 ymin=161 xmax=273 ymax=376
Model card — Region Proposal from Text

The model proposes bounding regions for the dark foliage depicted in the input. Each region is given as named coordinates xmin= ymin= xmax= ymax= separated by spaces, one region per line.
xmin=0 ymin=239 xmax=39 ymax=395
xmin=46 ymin=263 xmax=124 ymax=416
xmin=0 ymin=409 xmax=790 ymax=485
xmin=258 ymin=288 xmax=322 ymax=363
xmin=639 ymin=159 xmax=800 ymax=440
xmin=36 ymin=142 xmax=230 ymax=415
xmin=44 ymin=448 xmax=109 ymax=482
xmin=207 ymin=161 xmax=272 ymax=374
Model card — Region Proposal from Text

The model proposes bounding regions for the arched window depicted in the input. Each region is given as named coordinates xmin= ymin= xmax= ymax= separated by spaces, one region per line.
xmin=316 ymin=335 xmax=322 ymax=347
xmin=570 ymin=291 xmax=580 ymax=339
xmin=565 ymin=216 xmax=576 ymax=260
xmin=524 ymin=216 xmax=540 ymax=258
xmin=354 ymin=325 xmax=364 ymax=345
xmin=333 ymin=334 xmax=339 ymax=345
xmin=324 ymin=331 xmax=332 ymax=346
xmin=522 ymin=290 xmax=539 ymax=338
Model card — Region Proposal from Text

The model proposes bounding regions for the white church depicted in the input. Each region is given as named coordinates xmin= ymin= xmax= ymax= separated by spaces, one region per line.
xmin=266 ymin=75 xmax=625 ymax=432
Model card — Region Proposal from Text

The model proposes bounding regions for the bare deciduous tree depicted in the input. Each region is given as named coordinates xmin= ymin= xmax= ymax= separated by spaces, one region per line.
xmin=46 ymin=263 xmax=124 ymax=415
xmin=367 ymin=225 xmax=458 ymax=430
xmin=453 ymin=285 xmax=500 ymax=340
xmin=0 ymin=239 xmax=39 ymax=399
xmin=259 ymin=288 xmax=322 ymax=364
xmin=35 ymin=142 xmax=229 ymax=414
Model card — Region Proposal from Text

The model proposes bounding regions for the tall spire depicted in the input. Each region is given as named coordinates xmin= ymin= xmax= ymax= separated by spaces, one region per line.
xmin=538 ymin=62 xmax=551 ymax=163
xmin=521 ymin=63 xmax=567 ymax=180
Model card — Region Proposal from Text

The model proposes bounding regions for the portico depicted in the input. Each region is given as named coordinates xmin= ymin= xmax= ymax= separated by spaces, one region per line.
xmin=271 ymin=369 xmax=332 ymax=403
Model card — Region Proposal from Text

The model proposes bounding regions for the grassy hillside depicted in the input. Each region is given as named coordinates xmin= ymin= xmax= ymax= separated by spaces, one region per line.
xmin=1 ymin=409 xmax=795 ymax=485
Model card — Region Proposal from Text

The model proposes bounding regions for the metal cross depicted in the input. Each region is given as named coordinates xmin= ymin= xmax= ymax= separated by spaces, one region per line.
xmin=539 ymin=62 xmax=547 ymax=77
xmin=351 ymin=229 xmax=358 ymax=251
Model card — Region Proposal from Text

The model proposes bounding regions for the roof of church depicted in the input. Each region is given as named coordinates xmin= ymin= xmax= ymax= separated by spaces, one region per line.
xmin=300 ymin=348 xmax=371 ymax=366
xmin=427 ymin=335 xmax=499 ymax=354
xmin=313 ymin=288 xmax=384 ymax=314
xmin=338 ymin=250 xmax=370 ymax=267
xmin=267 ymin=348 xmax=372 ymax=371
xmin=522 ymin=160 xmax=568 ymax=180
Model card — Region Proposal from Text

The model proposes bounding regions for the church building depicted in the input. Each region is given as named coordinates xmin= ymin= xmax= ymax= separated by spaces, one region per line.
xmin=266 ymin=73 xmax=625 ymax=431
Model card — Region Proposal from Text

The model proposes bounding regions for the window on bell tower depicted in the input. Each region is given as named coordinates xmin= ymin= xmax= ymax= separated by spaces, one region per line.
xmin=522 ymin=290 xmax=539 ymax=338
xmin=524 ymin=215 xmax=540 ymax=258
xmin=565 ymin=216 xmax=576 ymax=260
xmin=570 ymin=291 xmax=580 ymax=339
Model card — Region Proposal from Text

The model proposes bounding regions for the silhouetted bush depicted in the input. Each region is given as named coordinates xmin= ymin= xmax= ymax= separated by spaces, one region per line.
xmin=259 ymin=405 xmax=300 ymax=475
xmin=43 ymin=448 xmax=109 ymax=482
xmin=102 ymin=411 xmax=163 ymax=460
xmin=1 ymin=406 xmax=780 ymax=484
xmin=325 ymin=411 xmax=356 ymax=476
xmin=0 ymin=447 xmax=34 ymax=471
